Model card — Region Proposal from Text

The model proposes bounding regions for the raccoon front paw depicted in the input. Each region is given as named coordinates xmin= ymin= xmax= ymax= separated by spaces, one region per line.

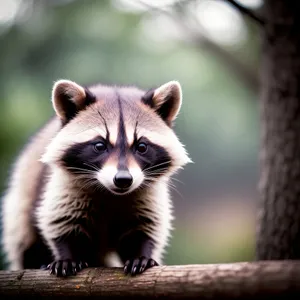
xmin=124 ymin=256 xmax=158 ymax=276
xmin=46 ymin=259 xmax=88 ymax=277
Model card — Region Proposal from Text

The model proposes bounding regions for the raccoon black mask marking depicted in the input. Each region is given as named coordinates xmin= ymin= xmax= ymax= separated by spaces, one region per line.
xmin=2 ymin=79 xmax=191 ymax=277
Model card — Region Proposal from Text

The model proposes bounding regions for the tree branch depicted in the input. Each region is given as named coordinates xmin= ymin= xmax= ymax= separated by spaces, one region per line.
xmin=192 ymin=35 xmax=259 ymax=93
xmin=1 ymin=261 xmax=300 ymax=298
xmin=138 ymin=0 xmax=259 ymax=94
xmin=223 ymin=0 xmax=265 ymax=26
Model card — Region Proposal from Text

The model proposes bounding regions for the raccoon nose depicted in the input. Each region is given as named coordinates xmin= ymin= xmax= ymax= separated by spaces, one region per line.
xmin=113 ymin=171 xmax=133 ymax=189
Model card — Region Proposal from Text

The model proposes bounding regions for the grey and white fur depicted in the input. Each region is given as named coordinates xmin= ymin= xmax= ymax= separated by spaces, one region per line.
xmin=1 ymin=79 xmax=191 ymax=276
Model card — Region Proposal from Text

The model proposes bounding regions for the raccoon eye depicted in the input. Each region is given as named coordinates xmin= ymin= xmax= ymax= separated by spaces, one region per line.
xmin=94 ymin=142 xmax=107 ymax=153
xmin=136 ymin=142 xmax=148 ymax=154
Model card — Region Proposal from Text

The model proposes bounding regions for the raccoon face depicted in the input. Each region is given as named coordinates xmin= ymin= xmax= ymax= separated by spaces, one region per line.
xmin=41 ymin=79 xmax=191 ymax=195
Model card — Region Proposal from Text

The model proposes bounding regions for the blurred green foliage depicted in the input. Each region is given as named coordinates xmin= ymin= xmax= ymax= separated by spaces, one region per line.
xmin=0 ymin=0 xmax=260 ymax=268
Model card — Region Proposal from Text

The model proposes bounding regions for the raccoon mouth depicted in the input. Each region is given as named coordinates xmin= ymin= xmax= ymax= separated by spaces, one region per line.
xmin=110 ymin=187 xmax=132 ymax=195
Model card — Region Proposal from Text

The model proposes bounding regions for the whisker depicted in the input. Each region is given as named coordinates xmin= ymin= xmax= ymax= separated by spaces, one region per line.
xmin=144 ymin=170 xmax=169 ymax=176
xmin=68 ymin=171 xmax=95 ymax=177
xmin=170 ymin=177 xmax=184 ymax=185
xmin=140 ymin=181 xmax=153 ymax=190
xmin=65 ymin=165 xmax=104 ymax=193
xmin=72 ymin=176 xmax=95 ymax=183
xmin=66 ymin=166 xmax=96 ymax=173
xmin=143 ymin=172 xmax=169 ymax=178
xmin=144 ymin=167 xmax=169 ymax=174
xmin=71 ymin=174 xmax=98 ymax=190
xmin=143 ymin=161 xmax=172 ymax=172
xmin=83 ymin=162 xmax=100 ymax=172
xmin=144 ymin=176 xmax=178 ymax=190
xmin=168 ymin=185 xmax=183 ymax=200
xmin=144 ymin=170 xmax=184 ymax=186
xmin=144 ymin=167 xmax=169 ymax=173
xmin=144 ymin=177 xmax=170 ymax=185
xmin=79 ymin=178 xmax=99 ymax=192
xmin=142 ymin=176 xmax=183 ymax=200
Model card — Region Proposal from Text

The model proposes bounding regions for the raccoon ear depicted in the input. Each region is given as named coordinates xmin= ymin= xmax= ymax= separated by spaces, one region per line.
xmin=52 ymin=80 xmax=95 ymax=123
xmin=142 ymin=81 xmax=182 ymax=126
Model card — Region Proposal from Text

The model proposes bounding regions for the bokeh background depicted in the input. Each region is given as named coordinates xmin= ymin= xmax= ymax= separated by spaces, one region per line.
xmin=0 ymin=0 xmax=261 ymax=268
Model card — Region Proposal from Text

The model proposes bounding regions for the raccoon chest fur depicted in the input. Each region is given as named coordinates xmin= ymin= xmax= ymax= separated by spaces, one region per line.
xmin=36 ymin=168 xmax=163 ymax=267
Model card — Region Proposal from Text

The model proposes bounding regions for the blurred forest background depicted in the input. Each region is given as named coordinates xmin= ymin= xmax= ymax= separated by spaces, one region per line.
xmin=0 ymin=0 xmax=262 ymax=268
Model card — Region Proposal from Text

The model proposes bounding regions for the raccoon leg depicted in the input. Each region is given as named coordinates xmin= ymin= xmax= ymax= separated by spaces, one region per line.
xmin=37 ymin=204 xmax=89 ymax=276
xmin=45 ymin=231 xmax=89 ymax=277
xmin=36 ymin=174 xmax=92 ymax=277
xmin=118 ymin=231 xmax=158 ymax=276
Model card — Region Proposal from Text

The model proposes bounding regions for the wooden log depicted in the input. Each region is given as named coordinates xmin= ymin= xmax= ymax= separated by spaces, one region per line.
xmin=1 ymin=261 xmax=300 ymax=299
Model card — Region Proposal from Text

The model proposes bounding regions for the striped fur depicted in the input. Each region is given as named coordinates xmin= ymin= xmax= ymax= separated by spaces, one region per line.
xmin=1 ymin=79 xmax=191 ymax=275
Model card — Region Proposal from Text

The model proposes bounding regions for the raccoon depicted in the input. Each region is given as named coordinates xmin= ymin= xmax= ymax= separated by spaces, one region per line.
xmin=1 ymin=79 xmax=191 ymax=276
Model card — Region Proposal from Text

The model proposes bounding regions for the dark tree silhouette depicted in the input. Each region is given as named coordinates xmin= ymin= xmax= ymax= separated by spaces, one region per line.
xmin=256 ymin=0 xmax=300 ymax=260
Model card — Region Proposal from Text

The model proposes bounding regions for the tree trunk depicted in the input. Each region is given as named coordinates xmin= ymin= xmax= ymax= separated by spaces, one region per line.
xmin=1 ymin=262 xmax=300 ymax=299
xmin=257 ymin=1 xmax=300 ymax=259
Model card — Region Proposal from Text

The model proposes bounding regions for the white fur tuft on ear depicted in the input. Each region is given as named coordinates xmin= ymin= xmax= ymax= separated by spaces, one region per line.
xmin=52 ymin=79 xmax=87 ymax=121
xmin=152 ymin=81 xmax=182 ymax=125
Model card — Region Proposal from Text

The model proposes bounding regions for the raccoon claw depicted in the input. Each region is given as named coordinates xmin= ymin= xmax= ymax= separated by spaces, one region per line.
xmin=46 ymin=259 xmax=88 ymax=277
xmin=124 ymin=256 xmax=158 ymax=276
xmin=78 ymin=261 xmax=88 ymax=271
xmin=40 ymin=264 xmax=48 ymax=270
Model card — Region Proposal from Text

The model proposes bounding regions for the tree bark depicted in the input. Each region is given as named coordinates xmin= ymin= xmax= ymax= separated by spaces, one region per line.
xmin=1 ymin=262 xmax=300 ymax=299
xmin=256 ymin=1 xmax=300 ymax=259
